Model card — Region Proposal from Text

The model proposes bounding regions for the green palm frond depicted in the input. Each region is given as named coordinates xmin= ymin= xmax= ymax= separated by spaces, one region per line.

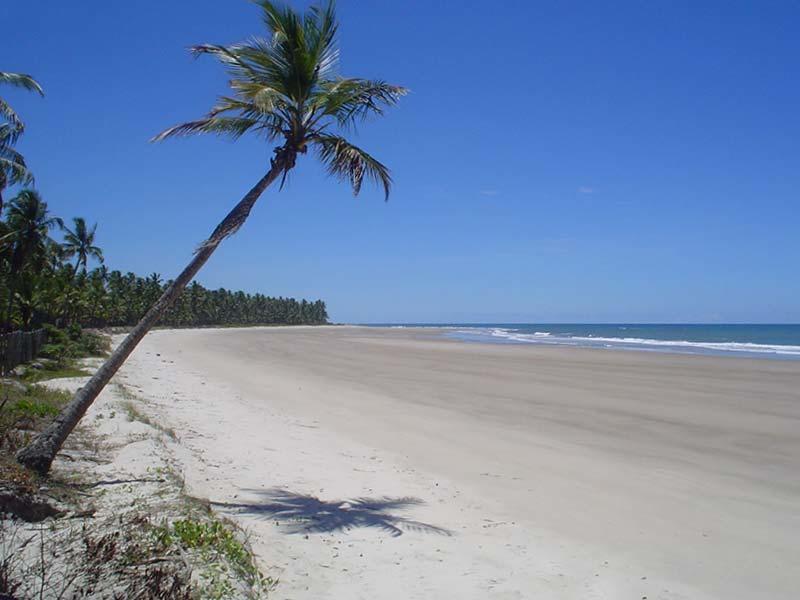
xmin=209 ymin=96 xmax=289 ymax=137
xmin=304 ymin=1 xmax=339 ymax=78
xmin=309 ymin=78 xmax=406 ymax=129
xmin=0 ymin=72 xmax=44 ymax=96
xmin=151 ymin=116 xmax=262 ymax=141
xmin=0 ymin=145 xmax=34 ymax=188
xmin=0 ymin=98 xmax=23 ymax=140
xmin=312 ymin=133 xmax=391 ymax=199
xmin=192 ymin=43 xmax=274 ymax=87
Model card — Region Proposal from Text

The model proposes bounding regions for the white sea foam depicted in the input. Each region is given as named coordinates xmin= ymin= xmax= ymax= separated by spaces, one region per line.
xmin=458 ymin=328 xmax=800 ymax=356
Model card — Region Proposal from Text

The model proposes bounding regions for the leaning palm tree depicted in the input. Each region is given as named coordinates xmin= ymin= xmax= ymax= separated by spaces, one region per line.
xmin=17 ymin=0 xmax=406 ymax=474
xmin=62 ymin=217 xmax=103 ymax=278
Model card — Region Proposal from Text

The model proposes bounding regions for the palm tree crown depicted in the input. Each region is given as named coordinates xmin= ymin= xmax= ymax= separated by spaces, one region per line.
xmin=3 ymin=189 xmax=62 ymax=272
xmin=154 ymin=0 xmax=406 ymax=239
xmin=63 ymin=217 xmax=103 ymax=275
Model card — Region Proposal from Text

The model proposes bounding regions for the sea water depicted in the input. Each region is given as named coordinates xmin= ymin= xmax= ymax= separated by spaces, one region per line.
xmin=375 ymin=324 xmax=800 ymax=360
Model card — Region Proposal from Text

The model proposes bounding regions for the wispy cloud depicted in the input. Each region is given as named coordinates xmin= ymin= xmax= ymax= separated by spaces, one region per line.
xmin=479 ymin=189 xmax=499 ymax=197
xmin=578 ymin=186 xmax=594 ymax=194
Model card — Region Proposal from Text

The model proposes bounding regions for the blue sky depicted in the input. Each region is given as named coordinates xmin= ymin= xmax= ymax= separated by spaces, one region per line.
xmin=3 ymin=1 xmax=798 ymax=323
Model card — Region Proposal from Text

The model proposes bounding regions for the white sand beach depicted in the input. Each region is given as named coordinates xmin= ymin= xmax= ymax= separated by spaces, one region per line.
xmin=112 ymin=326 xmax=800 ymax=599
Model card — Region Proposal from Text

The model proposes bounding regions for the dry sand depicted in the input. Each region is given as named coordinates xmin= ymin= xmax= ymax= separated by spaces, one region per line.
xmin=114 ymin=326 xmax=800 ymax=599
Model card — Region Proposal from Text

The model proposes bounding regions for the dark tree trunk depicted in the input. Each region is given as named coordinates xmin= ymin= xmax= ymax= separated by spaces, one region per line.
xmin=17 ymin=164 xmax=284 ymax=474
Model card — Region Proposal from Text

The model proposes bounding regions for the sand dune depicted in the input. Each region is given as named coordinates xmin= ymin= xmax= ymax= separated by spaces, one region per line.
xmin=116 ymin=326 xmax=800 ymax=599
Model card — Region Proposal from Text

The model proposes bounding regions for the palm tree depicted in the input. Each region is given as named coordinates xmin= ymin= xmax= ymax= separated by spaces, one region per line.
xmin=17 ymin=0 xmax=405 ymax=474
xmin=0 ymin=71 xmax=43 ymax=212
xmin=62 ymin=217 xmax=103 ymax=277
xmin=2 ymin=189 xmax=62 ymax=328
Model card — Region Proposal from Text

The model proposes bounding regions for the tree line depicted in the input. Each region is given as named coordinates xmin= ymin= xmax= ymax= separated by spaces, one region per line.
xmin=0 ymin=191 xmax=328 ymax=330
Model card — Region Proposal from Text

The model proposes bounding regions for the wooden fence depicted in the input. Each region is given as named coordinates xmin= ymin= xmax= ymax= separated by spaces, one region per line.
xmin=0 ymin=329 xmax=47 ymax=375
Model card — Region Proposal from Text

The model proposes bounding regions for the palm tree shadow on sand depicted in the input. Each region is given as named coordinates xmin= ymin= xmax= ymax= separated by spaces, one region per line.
xmin=210 ymin=489 xmax=452 ymax=538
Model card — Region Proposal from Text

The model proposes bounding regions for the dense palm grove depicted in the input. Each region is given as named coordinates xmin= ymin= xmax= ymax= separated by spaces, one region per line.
xmin=0 ymin=71 xmax=327 ymax=333
xmin=0 ymin=193 xmax=328 ymax=330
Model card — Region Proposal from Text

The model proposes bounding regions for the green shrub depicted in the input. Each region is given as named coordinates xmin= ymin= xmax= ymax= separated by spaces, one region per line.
xmin=11 ymin=398 xmax=60 ymax=418
xmin=0 ymin=384 xmax=71 ymax=453
xmin=153 ymin=519 xmax=255 ymax=579
xmin=39 ymin=324 xmax=110 ymax=363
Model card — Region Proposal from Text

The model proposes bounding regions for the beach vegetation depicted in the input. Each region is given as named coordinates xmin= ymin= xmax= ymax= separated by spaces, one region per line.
xmin=0 ymin=382 xmax=71 ymax=490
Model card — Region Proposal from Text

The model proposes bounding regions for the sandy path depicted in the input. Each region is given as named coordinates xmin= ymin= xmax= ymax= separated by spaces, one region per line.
xmin=115 ymin=326 xmax=800 ymax=599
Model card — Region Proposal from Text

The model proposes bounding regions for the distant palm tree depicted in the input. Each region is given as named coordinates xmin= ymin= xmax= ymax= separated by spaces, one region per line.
xmin=0 ymin=71 xmax=43 ymax=212
xmin=2 ymin=189 xmax=62 ymax=328
xmin=18 ymin=0 xmax=406 ymax=474
xmin=62 ymin=217 xmax=103 ymax=277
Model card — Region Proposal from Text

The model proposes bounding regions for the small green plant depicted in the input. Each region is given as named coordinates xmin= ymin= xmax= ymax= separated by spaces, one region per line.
xmin=200 ymin=563 xmax=236 ymax=600
xmin=166 ymin=519 xmax=254 ymax=577
xmin=1 ymin=383 xmax=71 ymax=468
xmin=1 ymin=384 xmax=71 ymax=438
xmin=119 ymin=388 xmax=178 ymax=441
xmin=148 ymin=513 xmax=268 ymax=597
xmin=10 ymin=399 xmax=60 ymax=419
xmin=21 ymin=364 xmax=90 ymax=383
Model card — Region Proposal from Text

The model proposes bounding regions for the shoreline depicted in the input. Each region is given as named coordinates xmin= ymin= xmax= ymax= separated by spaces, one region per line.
xmin=113 ymin=326 xmax=800 ymax=599
xmin=356 ymin=323 xmax=800 ymax=361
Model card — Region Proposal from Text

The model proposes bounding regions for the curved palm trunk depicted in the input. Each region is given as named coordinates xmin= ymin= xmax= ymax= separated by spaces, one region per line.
xmin=17 ymin=165 xmax=283 ymax=474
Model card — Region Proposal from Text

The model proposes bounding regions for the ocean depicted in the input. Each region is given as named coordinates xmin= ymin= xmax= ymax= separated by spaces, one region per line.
xmin=375 ymin=324 xmax=800 ymax=360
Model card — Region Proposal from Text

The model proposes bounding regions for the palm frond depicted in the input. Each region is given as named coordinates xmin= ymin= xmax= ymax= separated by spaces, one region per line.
xmin=0 ymin=98 xmax=23 ymax=142
xmin=310 ymin=78 xmax=406 ymax=128
xmin=152 ymin=116 xmax=261 ymax=141
xmin=0 ymin=146 xmax=34 ymax=187
xmin=191 ymin=43 xmax=274 ymax=87
xmin=312 ymin=133 xmax=391 ymax=199
xmin=305 ymin=2 xmax=339 ymax=80
xmin=0 ymin=72 xmax=44 ymax=96
xmin=209 ymin=95 xmax=290 ymax=139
